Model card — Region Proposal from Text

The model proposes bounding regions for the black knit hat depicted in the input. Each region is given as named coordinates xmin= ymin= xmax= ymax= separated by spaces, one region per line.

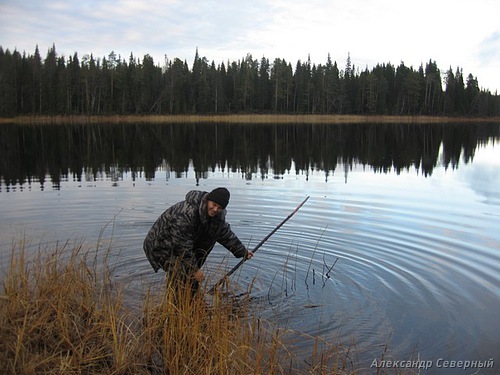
xmin=207 ymin=187 xmax=230 ymax=209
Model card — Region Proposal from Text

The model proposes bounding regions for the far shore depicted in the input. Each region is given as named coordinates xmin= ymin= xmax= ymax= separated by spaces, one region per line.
xmin=1 ymin=114 xmax=500 ymax=125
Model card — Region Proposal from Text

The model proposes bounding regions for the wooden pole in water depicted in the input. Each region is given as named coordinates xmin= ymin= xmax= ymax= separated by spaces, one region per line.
xmin=208 ymin=195 xmax=310 ymax=294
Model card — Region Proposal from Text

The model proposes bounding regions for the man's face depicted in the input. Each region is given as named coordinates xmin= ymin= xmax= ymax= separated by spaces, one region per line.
xmin=207 ymin=200 xmax=223 ymax=217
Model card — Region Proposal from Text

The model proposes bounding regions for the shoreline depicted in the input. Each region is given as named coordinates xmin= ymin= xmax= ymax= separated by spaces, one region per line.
xmin=1 ymin=114 xmax=500 ymax=125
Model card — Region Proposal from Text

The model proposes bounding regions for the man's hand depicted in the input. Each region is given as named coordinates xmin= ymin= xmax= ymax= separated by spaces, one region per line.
xmin=193 ymin=269 xmax=205 ymax=283
xmin=246 ymin=250 xmax=254 ymax=260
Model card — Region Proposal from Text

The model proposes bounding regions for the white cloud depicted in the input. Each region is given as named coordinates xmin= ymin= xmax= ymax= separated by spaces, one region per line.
xmin=479 ymin=31 xmax=500 ymax=64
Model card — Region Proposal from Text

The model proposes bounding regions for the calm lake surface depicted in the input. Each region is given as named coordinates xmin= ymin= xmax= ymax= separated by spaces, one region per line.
xmin=1 ymin=121 xmax=499 ymax=373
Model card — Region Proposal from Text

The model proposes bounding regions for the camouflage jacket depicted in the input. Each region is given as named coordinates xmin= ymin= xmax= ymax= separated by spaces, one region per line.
xmin=143 ymin=190 xmax=247 ymax=273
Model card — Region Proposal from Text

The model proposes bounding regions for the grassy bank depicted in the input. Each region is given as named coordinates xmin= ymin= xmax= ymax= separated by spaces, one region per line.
xmin=1 ymin=113 xmax=499 ymax=125
xmin=1 ymin=240 xmax=362 ymax=375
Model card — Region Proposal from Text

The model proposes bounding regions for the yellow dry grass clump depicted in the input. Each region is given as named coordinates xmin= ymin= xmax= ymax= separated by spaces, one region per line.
xmin=0 ymin=240 xmax=356 ymax=375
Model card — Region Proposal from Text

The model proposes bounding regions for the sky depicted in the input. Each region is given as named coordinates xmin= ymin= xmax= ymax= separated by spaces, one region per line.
xmin=1 ymin=0 xmax=499 ymax=93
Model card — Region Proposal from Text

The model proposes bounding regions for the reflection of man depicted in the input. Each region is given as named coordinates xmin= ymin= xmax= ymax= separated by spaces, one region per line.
xmin=143 ymin=187 xmax=253 ymax=292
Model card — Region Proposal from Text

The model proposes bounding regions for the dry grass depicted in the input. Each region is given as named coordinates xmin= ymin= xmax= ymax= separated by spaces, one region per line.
xmin=0 ymin=239 xmax=358 ymax=375
xmin=1 ymin=113 xmax=499 ymax=125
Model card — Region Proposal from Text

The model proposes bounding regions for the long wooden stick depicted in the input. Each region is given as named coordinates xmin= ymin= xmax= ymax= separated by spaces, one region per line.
xmin=208 ymin=196 xmax=310 ymax=294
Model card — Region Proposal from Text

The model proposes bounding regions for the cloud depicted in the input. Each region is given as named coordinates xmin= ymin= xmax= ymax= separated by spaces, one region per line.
xmin=0 ymin=0 xmax=499 ymax=91
xmin=478 ymin=31 xmax=500 ymax=64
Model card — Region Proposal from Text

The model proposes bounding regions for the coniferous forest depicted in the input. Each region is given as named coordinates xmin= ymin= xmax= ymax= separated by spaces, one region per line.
xmin=1 ymin=44 xmax=499 ymax=117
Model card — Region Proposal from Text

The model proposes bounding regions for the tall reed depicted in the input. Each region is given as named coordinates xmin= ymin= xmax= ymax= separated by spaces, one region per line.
xmin=0 ymin=238 xmax=372 ymax=374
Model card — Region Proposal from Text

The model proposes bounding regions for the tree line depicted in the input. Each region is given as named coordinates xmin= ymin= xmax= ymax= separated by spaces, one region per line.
xmin=1 ymin=44 xmax=499 ymax=117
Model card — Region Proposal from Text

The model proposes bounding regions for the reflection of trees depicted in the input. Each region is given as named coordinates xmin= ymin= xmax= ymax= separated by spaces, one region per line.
xmin=1 ymin=123 xmax=499 ymax=189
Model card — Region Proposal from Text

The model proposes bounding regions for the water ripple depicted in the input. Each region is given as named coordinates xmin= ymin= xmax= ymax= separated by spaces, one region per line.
xmin=1 ymin=158 xmax=499 ymax=372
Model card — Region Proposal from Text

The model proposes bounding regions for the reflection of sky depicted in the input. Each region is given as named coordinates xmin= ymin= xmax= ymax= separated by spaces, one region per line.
xmin=453 ymin=142 xmax=500 ymax=205
xmin=472 ymin=141 xmax=500 ymax=167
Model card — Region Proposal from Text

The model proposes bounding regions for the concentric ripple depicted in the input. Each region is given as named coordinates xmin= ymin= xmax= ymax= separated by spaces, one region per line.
xmin=1 ymin=148 xmax=499 ymax=373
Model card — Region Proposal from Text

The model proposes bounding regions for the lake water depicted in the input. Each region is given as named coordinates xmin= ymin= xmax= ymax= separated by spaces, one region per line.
xmin=1 ymin=122 xmax=499 ymax=373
